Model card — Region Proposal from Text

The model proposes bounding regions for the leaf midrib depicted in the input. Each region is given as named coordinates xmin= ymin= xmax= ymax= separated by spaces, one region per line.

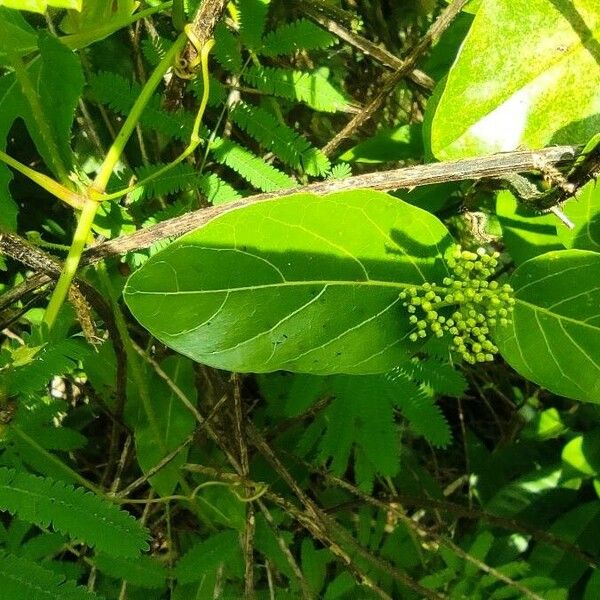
xmin=126 ymin=278 xmax=426 ymax=296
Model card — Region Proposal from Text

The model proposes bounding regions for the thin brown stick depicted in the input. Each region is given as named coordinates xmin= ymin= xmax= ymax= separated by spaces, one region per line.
xmin=0 ymin=272 xmax=50 ymax=313
xmin=182 ymin=408 xmax=400 ymax=599
xmin=81 ymin=145 xmax=579 ymax=264
xmin=297 ymin=0 xmax=433 ymax=89
xmin=184 ymin=463 xmax=395 ymax=600
xmin=246 ymin=424 xmax=444 ymax=600
xmin=115 ymin=395 xmax=228 ymax=499
xmin=308 ymin=464 xmax=545 ymax=600
xmin=232 ymin=374 xmax=256 ymax=599
xmin=255 ymin=499 xmax=314 ymax=600
xmin=321 ymin=0 xmax=469 ymax=157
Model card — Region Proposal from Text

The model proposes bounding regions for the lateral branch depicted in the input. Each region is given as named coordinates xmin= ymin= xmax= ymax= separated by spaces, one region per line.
xmin=82 ymin=145 xmax=580 ymax=264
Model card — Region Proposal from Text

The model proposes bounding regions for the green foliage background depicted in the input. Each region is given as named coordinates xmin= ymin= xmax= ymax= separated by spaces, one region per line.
xmin=1 ymin=0 xmax=600 ymax=598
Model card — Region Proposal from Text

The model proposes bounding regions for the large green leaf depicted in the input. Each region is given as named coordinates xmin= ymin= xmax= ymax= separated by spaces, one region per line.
xmin=60 ymin=0 xmax=135 ymax=34
xmin=430 ymin=0 xmax=600 ymax=159
xmin=494 ymin=250 xmax=600 ymax=403
xmin=559 ymin=179 xmax=600 ymax=252
xmin=0 ymin=34 xmax=83 ymax=180
xmin=124 ymin=191 xmax=453 ymax=374
xmin=496 ymin=190 xmax=562 ymax=265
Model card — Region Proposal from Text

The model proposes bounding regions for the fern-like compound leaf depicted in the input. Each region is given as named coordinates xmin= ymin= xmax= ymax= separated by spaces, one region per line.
xmin=175 ymin=530 xmax=243 ymax=584
xmin=260 ymin=19 xmax=337 ymax=56
xmin=95 ymin=553 xmax=167 ymax=589
xmin=198 ymin=172 xmax=242 ymax=205
xmin=329 ymin=163 xmax=352 ymax=180
xmin=0 ymin=468 xmax=149 ymax=557
xmin=238 ymin=0 xmax=271 ymax=49
xmin=242 ymin=66 xmax=351 ymax=113
xmin=230 ymin=101 xmax=330 ymax=176
xmin=210 ymin=137 xmax=296 ymax=192
xmin=387 ymin=375 xmax=452 ymax=448
xmin=390 ymin=357 xmax=467 ymax=399
xmin=8 ymin=338 xmax=91 ymax=396
xmin=307 ymin=376 xmax=402 ymax=493
xmin=141 ymin=36 xmax=171 ymax=67
xmin=132 ymin=162 xmax=200 ymax=201
xmin=213 ymin=22 xmax=242 ymax=72
xmin=0 ymin=551 xmax=102 ymax=600
xmin=89 ymin=72 xmax=192 ymax=140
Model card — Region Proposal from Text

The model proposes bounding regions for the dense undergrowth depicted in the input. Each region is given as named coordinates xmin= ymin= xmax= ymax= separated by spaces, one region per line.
xmin=1 ymin=0 xmax=600 ymax=598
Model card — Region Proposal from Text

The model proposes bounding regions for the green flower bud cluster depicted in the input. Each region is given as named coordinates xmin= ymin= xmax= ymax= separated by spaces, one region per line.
xmin=399 ymin=246 xmax=515 ymax=364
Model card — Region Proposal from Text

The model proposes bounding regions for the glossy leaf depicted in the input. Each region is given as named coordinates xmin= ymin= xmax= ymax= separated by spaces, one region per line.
xmin=528 ymin=501 xmax=600 ymax=588
xmin=124 ymin=191 xmax=453 ymax=374
xmin=60 ymin=0 xmax=135 ymax=34
xmin=339 ymin=124 xmax=423 ymax=164
xmin=430 ymin=0 xmax=600 ymax=159
xmin=559 ymin=180 xmax=600 ymax=252
xmin=0 ymin=0 xmax=80 ymax=11
xmin=494 ymin=250 xmax=600 ymax=403
xmin=496 ymin=190 xmax=562 ymax=265
xmin=562 ymin=430 xmax=600 ymax=476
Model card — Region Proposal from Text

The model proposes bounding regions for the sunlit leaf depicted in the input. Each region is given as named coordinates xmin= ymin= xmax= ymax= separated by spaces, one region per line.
xmin=124 ymin=190 xmax=453 ymax=374
xmin=0 ymin=0 xmax=81 ymax=14
xmin=430 ymin=0 xmax=600 ymax=159
xmin=559 ymin=180 xmax=600 ymax=252
xmin=496 ymin=190 xmax=562 ymax=264
xmin=494 ymin=250 xmax=600 ymax=403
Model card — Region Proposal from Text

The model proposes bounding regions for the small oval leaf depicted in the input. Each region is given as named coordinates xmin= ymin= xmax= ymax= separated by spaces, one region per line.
xmin=124 ymin=191 xmax=453 ymax=374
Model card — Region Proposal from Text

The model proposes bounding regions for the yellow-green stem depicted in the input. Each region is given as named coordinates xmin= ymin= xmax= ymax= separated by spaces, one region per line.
xmin=43 ymin=32 xmax=188 ymax=329
xmin=93 ymin=32 xmax=187 ymax=193
xmin=43 ymin=198 xmax=98 ymax=328
xmin=100 ymin=38 xmax=214 ymax=203
xmin=0 ymin=150 xmax=84 ymax=210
